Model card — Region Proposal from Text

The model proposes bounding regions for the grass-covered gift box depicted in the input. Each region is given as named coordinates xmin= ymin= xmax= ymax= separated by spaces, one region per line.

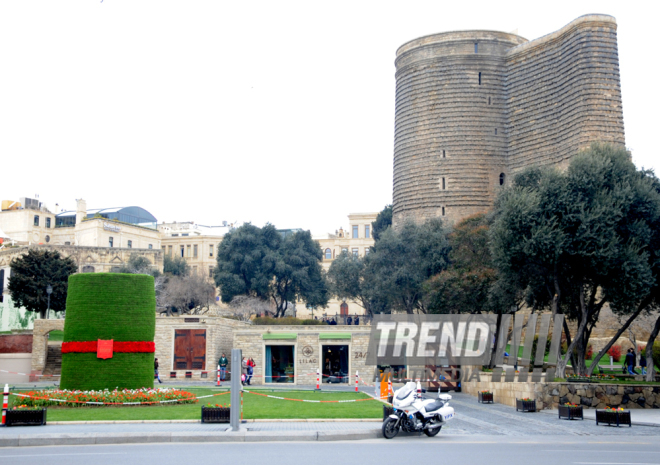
xmin=59 ymin=273 xmax=156 ymax=391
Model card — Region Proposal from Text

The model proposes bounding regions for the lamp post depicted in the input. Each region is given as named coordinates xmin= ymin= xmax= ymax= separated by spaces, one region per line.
xmin=46 ymin=285 xmax=52 ymax=320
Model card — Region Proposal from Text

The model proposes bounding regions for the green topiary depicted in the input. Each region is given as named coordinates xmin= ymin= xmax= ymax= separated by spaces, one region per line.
xmin=59 ymin=273 xmax=156 ymax=390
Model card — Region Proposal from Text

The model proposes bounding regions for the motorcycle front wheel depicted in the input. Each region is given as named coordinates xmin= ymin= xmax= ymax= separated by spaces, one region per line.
xmin=382 ymin=417 xmax=400 ymax=439
xmin=423 ymin=425 xmax=442 ymax=437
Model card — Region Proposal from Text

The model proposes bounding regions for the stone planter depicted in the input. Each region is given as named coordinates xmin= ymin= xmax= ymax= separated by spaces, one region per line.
xmin=383 ymin=405 xmax=394 ymax=421
xmin=201 ymin=406 xmax=230 ymax=423
xmin=478 ymin=392 xmax=493 ymax=404
xmin=596 ymin=409 xmax=631 ymax=427
xmin=558 ymin=405 xmax=583 ymax=420
xmin=516 ymin=399 xmax=536 ymax=412
xmin=5 ymin=408 xmax=47 ymax=426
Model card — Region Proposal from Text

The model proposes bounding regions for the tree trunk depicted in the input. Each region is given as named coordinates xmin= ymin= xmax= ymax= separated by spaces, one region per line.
xmin=645 ymin=315 xmax=660 ymax=382
xmin=586 ymin=303 xmax=646 ymax=375
xmin=557 ymin=289 xmax=588 ymax=378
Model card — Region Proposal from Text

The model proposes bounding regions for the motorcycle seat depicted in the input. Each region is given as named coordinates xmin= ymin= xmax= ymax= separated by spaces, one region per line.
xmin=424 ymin=400 xmax=445 ymax=413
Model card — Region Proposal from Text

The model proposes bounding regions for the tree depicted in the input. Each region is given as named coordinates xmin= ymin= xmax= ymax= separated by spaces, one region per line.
xmin=327 ymin=252 xmax=387 ymax=317
xmin=363 ymin=218 xmax=450 ymax=314
xmin=423 ymin=214 xmax=497 ymax=314
xmin=227 ymin=295 xmax=272 ymax=322
xmin=371 ymin=204 xmax=392 ymax=242
xmin=489 ymin=143 xmax=660 ymax=377
xmin=163 ymin=254 xmax=190 ymax=277
xmin=214 ymin=224 xmax=328 ymax=317
xmin=162 ymin=274 xmax=216 ymax=316
xmin=117 ymin=254 xmax=161 ymax=277
xmin=8 ymin=249 xmax=77 ymax=319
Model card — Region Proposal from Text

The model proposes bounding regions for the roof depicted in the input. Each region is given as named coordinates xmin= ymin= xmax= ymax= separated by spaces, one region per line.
xmin=56 ymin=206 xmax=157 ymax=224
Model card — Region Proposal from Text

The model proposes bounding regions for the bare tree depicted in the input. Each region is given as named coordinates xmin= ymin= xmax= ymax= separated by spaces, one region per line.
xmin=227 ymin=295 xmax=272 ymax=322
xmin=161 ymin=274 xmax=216 ymax=316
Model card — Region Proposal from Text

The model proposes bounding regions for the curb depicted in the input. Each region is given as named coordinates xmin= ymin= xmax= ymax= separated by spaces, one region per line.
xmin=47 ymin=418 xmax=382 ymax=425
xmin=0 ymin=428 xmax=383 ymax=447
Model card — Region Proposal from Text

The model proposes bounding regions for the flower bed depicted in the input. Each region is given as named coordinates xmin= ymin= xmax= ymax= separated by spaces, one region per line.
xmin=5 ymin=406 xmax=47 ymax=426
xmin=558 ymin=403 xmax=583 ymax=420
xmin=596 ymin=408 xmax=631 ymax=427
xmin=201 ymin=404 xmax=230 ymax=423
xmin=478 ymin=391 xmax=493 ymax=403
xmin=567 ymin=374 xmax=617 ymax=383
xmin=516 ymin=398 xmax=536 ymax=412
xmin=14 ymin=388 xmax=197 ymax=408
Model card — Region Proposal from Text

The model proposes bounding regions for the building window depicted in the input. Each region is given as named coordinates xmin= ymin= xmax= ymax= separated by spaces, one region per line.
xmin=148 ymin=244 xmax=153 ymax=249
xmin=209 ymin=244 xmax=214 ymax=257
xmin=474 ymin=42 xmax=478 ymax=53
xmin=365 ymin=225 xmax=370 ymax=239
xmin=172 ymin=234 xmax=179 ymax=237
xmin=341 ymin=248 xmax=348 ymax=255
xmin=45 ymin=235 xmax=50 ymax=243
xmin=478 ymin=72 xmax=482 ymax=85
xmin=352 ymin=248 xmax=358 ymax=257
xmin=500 ymin=173 xmax=506 ymax=186
xmin=64 ymin=241 xmax=71 ymax=245
xmin=325 ymin=248 xmax=332 ymax=259
xmin=442 ymin=207 xmax=446 ymax=216
xmin=109 ymin=237 xmax=114 ymax=248
xmin=180 ymin=245 xmax=185 ymax=258
xmin=187 ymin=245 xmax=192 ymax=257
xmin=265 ymin=345 xmax=294 ymax=384
xmin=193 ymin=245 xmax=198 ymax=258
xmin=192 ymin=266 xmax=197 ymax=275
xmin=365 ymin=248 xmax=370 ymax=255
xmin=495 ymin=128 xmax=498 ymax=135
xmin=442 ymin=177 xmax=446 ymax=190
xmin=352 ymin=225 xmax=358 ymax=239
xmin=209 ymin=266 xmax=214 ymax=278
xmin=82 ymin=265 xmax=95 ymax=273
xmin=127 ymin=240 xmax=132 ymax=248
xmin=34 ymin=215 xmax=39 ymax=227
xmin=442 ymin=150 xmax=446 ymax=158
xmin=162 ymin=246 xmax=166 ymax=252
xmin=488 ymin=96 xmax=491 ymax=105
xmin=168 ymin=245 xmax=172 ymax=256
xmin=182 ymin=233 xmax=189 ymax=237
xmin=46 ymin=218 xmax=51 ymax=228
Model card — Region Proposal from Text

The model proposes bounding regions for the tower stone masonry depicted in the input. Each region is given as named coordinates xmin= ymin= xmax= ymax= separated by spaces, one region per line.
xmin=392 ymin=14 xmax=626 ymax=226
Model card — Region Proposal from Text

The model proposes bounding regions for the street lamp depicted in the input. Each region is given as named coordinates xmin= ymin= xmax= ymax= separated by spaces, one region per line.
xmin=46 ymin=285 xmax=52 ymax=320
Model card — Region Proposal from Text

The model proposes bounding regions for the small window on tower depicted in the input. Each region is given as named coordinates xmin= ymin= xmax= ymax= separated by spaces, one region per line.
xmin=442 ymin=150 xmax=446 ymax=158
xmin=488 ymin=97 xmax=491 ymax=105
xmin=442 ymin=177 xmax=446 ymax=190
xmin=474 ymin=42 xmax=478 ymax=53
xmin=500 ymin=173 xmax=506 ymax=186
xmin=478 ymin=72 xmax=482 ymax=85
xmin=495 ymin=128 xmax=498 ymax=135
xmin=442 ymin=207 xmax=446 ymax=216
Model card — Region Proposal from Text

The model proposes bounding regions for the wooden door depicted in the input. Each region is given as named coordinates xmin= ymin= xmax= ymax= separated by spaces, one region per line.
xmin=340 ymin=302 xmax=348 ymax=316
xmin=174 ymin=329 xmax=207 ymax=370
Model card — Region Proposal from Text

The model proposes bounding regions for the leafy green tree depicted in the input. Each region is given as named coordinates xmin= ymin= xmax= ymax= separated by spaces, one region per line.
xmin=163 ymin=254 xmax=190 ymax=277
xmin=327 ymin=252 xmax=387 ymax=316
xmin=423 ymin=214 xmax=497 ymax=314
xmin=489 ymin=143 xmax=660 ymax=376
xmin=372 ymin=204 xmax=392 ymax=242
xmin=214 ymin=224 xmax=328 ymax=317
xmin=8 ymin=249 xmax=77 ymax=319
xmin=117 ymin=254 xmax=161 ymax=277
xmin=363 ymin=218 xmax=449 ymax=314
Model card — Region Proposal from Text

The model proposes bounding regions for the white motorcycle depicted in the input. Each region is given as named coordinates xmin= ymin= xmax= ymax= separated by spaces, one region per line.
xmin=382 ymin=381 xmax=455 ymax=439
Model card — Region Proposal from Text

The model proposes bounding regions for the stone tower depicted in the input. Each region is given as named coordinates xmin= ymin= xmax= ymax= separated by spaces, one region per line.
xmin=392 ymin=15 xmax=626 ymax=227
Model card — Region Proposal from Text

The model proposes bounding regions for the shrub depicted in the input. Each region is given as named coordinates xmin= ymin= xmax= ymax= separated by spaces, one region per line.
xmin=607 ymin=345 xmax=622 ymax=363
xmin=653 ymin=341 xmax=660 ymax=369
xmin=252 ymin=316 xmax=323 ymax=326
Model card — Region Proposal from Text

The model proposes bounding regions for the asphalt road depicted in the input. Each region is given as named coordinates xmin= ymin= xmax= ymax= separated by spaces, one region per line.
xmin=3 ymin=439 xmax=660 ymax=465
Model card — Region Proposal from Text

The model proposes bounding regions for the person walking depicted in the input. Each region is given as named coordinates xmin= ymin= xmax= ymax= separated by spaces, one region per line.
xmin=246 ymin=357 xmax=255 ymax=385
xmin=354 ymin=316 xmax=359 ymax=326
xmin=625 ymin=348 xmax=636 ymax=375
xmin=154 ymin=358 xmax=162 ymax=384
xmin=218 ymin=353 xmax=228 ymax=383
xmin=241 ymin=357 xmax=248 ymax=385
xmin=346 ymin=315 xmax=352 ymax=325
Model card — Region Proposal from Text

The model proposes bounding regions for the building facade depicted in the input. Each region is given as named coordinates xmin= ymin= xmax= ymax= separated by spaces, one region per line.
xmin=393 ymin=15 xmax=626 ymax=226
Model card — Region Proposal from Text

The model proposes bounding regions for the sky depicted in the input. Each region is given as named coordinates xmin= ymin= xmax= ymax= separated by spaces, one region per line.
xmin=0 ymin=1 xmax=656 ymax=236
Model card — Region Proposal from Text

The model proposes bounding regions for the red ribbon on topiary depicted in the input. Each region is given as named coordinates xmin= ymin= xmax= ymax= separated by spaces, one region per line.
xmin=62 ymin=340 xmax=155 ymax=358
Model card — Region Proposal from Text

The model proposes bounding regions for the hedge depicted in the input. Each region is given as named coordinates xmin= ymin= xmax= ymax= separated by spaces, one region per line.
xmin=59 ymin=273 xmax=156 ymax=390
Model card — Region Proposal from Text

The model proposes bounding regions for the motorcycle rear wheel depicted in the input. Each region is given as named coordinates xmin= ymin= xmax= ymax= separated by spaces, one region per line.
xmin=382 ymin=418 xmax=400 ymax=439
xmin=423 ymin=425 xmax=442 ymax=437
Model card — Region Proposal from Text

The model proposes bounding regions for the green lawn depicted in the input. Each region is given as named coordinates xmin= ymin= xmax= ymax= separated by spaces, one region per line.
xmin=48 ymin=330 xmax=64 ymax=341
xmin=9 ymin=388 xmax=383 ymax=421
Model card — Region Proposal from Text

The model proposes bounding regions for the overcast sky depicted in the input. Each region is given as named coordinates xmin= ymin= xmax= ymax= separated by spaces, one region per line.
xmin=0 ymin=1 xmax=655 ymax=236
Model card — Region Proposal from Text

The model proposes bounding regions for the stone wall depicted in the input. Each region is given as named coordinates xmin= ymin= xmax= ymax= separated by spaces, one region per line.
xmin=392 ymin=15 xmax=626 ymax=227
xmin=462 ymin=370 xmax=549 ymax=410
xmin=30 ymin=319 xmax=64 ymax=380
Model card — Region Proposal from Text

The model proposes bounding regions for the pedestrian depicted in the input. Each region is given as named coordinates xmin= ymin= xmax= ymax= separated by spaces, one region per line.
xmin=154 ymin=358 xmax=162 ymax=384
xmin=640 ymin=350 xmax=647 ymax=375
xmin=354 ymin=316 xmax=359 ymax=326
xmin=247 ymin=357 xmax=256 ymax=385
xmin=347 ymin=315 xmax=352 ymax=325
xmin=241 ymin=357 xmax=248 ymax=385
xmin=218 ymin=353 xmax=228 ymax=383
xmin=625 ymin=348 xmax=636 ymax=375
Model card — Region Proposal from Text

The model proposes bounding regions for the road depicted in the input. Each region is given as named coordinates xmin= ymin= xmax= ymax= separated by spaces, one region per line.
xmin=3 ymin=439 xmax=660 ymax=465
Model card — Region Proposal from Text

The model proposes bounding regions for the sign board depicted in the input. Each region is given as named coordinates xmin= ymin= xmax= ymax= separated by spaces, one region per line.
xmin=97 ymin=339 xmax=114 ymax=359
